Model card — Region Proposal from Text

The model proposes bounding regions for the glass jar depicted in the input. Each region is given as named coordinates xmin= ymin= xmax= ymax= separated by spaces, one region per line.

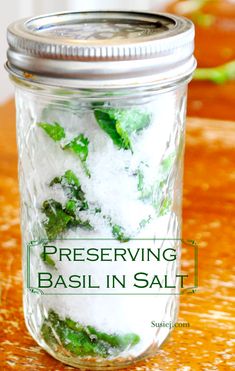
xmin=6 ymin=11 xmax=196 ymax=370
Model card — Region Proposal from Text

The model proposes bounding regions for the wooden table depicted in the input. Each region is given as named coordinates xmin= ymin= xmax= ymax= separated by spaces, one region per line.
xmin=0 ymin=100 xmax=235 ymax=370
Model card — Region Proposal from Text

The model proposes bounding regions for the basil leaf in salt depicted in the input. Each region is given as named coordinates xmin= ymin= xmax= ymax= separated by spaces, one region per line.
xmin=137 ymin=153 xmax=175 ymax=216
xmin=159 ymin=197 xmax=172 ymax=216
xmin=63 ymin=134 xmax=91 ymax=177
xmin=37 ymin=122 xmax=90 ymax=177
xmin=112 ymin=224 xmax=130 ymax=243
xmin=50 ymin=170 xmax=88 ymax=211
xmin=42 ymin=200 xmax=73 ymax=240
xmin=94 ymin=107 xmax=151 ymax=150
xmin=38 ymin=122 xmax=65 ymax=141
xmin=103 ymin=215 xmax=130 ymax=243
xmin=42 ymin=199 xmax=92 ymax=241
xmin=41 ymin=310 xmax=140 ymax=358
xmin=40 ymin=251 xmax=56 ymax=268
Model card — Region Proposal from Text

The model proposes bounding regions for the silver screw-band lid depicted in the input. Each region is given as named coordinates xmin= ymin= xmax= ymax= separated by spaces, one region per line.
xmin=6 ymin=11 xmax=196 ymax=88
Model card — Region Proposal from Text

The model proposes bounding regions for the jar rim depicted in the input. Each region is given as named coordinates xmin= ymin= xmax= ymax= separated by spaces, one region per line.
xmin=6 ymin=11 xmax=196 ymax=88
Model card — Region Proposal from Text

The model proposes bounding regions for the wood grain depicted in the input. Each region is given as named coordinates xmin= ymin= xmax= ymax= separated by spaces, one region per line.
xmin=0 ymin=100 xmax=235 ymax=370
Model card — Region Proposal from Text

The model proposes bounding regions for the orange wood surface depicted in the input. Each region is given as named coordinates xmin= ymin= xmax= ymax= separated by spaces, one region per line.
xmin=0 ymin=99 xmax=234 ymax=370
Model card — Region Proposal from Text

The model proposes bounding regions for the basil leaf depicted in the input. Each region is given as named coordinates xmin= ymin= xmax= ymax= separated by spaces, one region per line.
xmin=94 ymin=107 xmax=151 ymax=150
xmin=41 ymin=310 xmax=140 ymax=358
xmin=50 ymin=170 xmax=88 ymax=211
xmin=42 ymin=200 xmax=73 ymax=240
xmin=38 ymin=122 xmax=65 ymax=141
xmin=42 ymin=199 xmax=92 ymax=241
xmin=40 ymin=251 xmax=56 ymax=268
xmin=63 ymin=135 xmax=90 ymax=177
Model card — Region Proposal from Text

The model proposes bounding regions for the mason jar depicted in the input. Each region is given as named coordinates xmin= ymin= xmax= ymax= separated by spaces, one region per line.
xmin=6 ymin=11 xmax=196 ymax=370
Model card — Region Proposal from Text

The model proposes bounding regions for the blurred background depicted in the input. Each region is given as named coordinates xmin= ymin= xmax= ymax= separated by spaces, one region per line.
xmin=1 ymin=0 xmax=235 ymax=120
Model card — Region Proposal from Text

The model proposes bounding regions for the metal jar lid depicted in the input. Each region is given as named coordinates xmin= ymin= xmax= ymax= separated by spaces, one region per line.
xmin=6 ymin=11 xmax=196 ymax=89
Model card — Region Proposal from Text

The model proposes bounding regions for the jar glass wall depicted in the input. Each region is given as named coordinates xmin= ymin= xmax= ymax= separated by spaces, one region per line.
xmin=7 ymin=10 xmax=195 ymax=370
xmin=13 ymin=80 xmax=187 ymax=369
